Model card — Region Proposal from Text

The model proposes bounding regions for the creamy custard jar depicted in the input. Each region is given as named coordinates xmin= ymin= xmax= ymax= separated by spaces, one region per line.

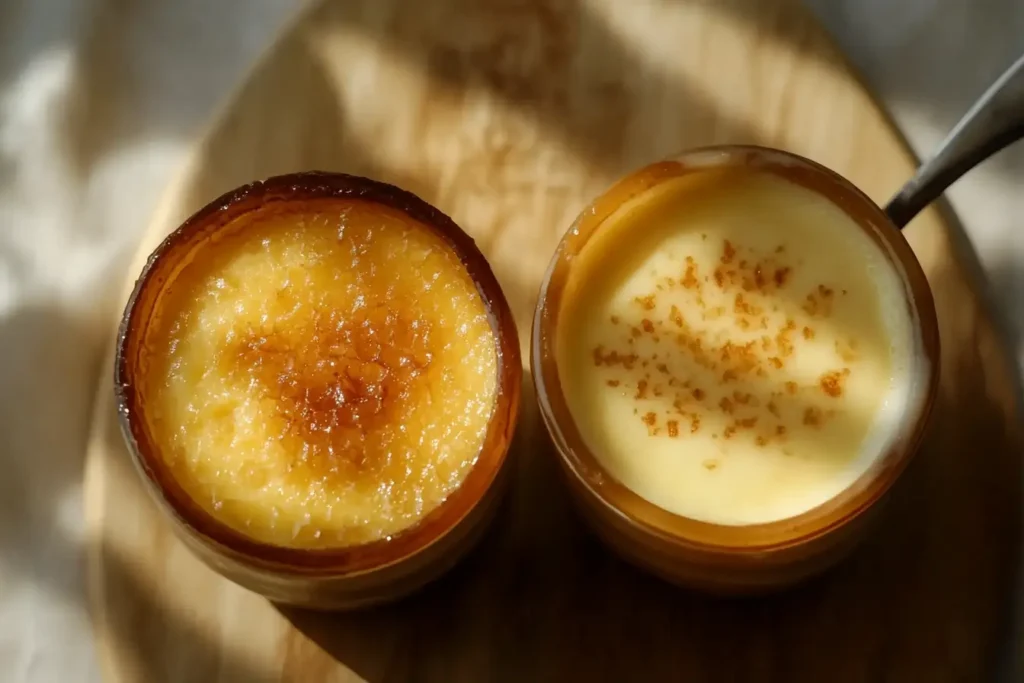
xmin=532 ymin=146 xmax=939 ymax=593
xmin=117 ymin=173 xmax=521 ymax=609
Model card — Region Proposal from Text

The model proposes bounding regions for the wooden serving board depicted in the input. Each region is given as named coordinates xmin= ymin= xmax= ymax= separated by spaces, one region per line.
xmin=85 ymin=0 xmax=1024 ymax=680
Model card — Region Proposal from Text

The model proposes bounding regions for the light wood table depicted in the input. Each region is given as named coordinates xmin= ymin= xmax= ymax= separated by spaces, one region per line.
xmin=84 ymin=0 xmax=1023 ymax=680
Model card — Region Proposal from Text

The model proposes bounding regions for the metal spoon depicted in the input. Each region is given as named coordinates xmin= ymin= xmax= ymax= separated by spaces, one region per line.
xmin=886 ymin=53 xmax=1024 ymax=229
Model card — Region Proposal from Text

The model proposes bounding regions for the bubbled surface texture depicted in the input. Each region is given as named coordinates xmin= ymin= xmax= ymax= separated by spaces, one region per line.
xmin=140 ymin=201 xmax=498 ymax=548
xmin=2 ymin=0 xmax=1022 ymax=680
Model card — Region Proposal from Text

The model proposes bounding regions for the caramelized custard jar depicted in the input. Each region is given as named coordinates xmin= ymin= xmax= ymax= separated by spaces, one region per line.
xmin=532 ymin=146 xmax=940 ymax=593
xmin=116 ymin=173 xmax=521 ymax=609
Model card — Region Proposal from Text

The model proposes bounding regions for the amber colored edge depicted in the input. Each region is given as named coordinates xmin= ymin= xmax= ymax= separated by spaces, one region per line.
xmin=115 ymin=171 xmax=522 ymax=576
xmin=532 ymin=144 xmax=940 ymax=555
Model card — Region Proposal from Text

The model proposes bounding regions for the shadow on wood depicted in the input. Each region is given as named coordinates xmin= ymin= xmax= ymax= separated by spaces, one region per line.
xmin=85 ymin=1 xmax=1024 ymax=681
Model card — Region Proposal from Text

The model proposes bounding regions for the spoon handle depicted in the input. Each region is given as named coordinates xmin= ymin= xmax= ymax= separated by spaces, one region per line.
xmin=885 ymin=53 xmax=1024 ymax=229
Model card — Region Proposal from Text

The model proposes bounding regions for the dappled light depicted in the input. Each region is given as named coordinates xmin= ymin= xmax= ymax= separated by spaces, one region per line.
xmin=0 ymin=0 xmax=1022 ymax=681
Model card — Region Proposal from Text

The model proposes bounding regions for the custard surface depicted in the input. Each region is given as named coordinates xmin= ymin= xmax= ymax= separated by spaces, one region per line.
xmin=141 ymin=201 xmax=498 ymax=548
xmin=556 ymin=170 xmax=914 ymax=525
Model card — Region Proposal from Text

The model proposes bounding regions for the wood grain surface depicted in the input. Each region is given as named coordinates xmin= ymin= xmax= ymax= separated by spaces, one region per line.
xmin=84 ymin=0 xmax=1023 ymax=680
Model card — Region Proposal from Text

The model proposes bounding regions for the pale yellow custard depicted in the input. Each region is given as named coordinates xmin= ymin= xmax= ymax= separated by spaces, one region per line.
xmin=140 ymin=201 xmax=498 ymax=548
xmin=556 ymin=170 xmax=915 ymax=525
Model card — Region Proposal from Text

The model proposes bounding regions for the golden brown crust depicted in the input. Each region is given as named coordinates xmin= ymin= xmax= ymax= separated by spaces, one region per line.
xmin=116 ymin=172 xmax=521 ymax=574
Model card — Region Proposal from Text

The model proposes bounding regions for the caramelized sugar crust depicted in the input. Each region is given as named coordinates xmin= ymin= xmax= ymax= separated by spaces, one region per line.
xmin=139 ymin=200 xmax=498 ymax=549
